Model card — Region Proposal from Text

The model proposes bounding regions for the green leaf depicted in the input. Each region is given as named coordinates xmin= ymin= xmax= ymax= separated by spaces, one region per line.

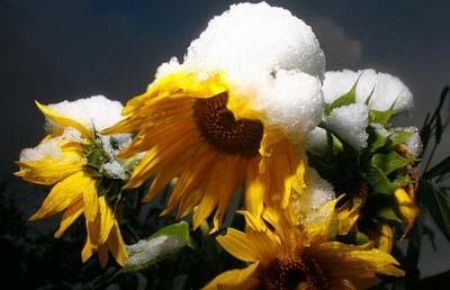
xmin=306 ymin=128 xmax=338 ymax=156
xmin=122 ymin=222 xmax=193 ymax=272
xmin=424 ymin=156 xmax=450 ymax=179
xmin=367 ymin=126 xmax=389 ymax=153
xmin=419 ymin=182 xmax=450 ymax=240
xmin=420 ymin=86 xmax=449 ymax=154
xmin=364 ymin=86 xmax=375 ymax=105
xmin=371 ymin=151 xmax=410 ymax=175
xmin=324 ymin=81 xmax=357 ymax=115
xmin=355 ymin=231 xmax=370 ymax=244
xmin=148 ymin=221 xmax=193 ymax=248
xmin=389 ymin=130 xmax=413 ymax=146
xmin=369 ymin=108 xmax=394 ymax=126
xmin=366 ymin=164 xmax=394 ymax=194
xmin=392 ymin=173 xmax=412 ymax=188
xmin=377 ymin=207 xmax=402 ymax=223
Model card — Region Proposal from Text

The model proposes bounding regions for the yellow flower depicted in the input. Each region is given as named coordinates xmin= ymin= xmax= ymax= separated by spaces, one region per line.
xmin=15 ymin=102 xmax=127 ymax=267
xmin=104 ymin=72 xmax=309 ymax=232
xmin=203 ymin=202 xmax=404 ymax=290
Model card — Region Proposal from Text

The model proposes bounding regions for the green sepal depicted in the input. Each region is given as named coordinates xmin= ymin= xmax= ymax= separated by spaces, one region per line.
xmin=376 ymin=207 xmax=402 ymax=223
xmin=366 ymin=164 xmax=394 ymax=194
xmin=324 ymin=80 xmax=358 ymax=116
xmin=371 ymin=151 xmax=410 ymax=175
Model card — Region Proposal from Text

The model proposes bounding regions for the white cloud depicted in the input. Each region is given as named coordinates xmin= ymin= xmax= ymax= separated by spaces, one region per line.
xmin=308 ymin=16 xmax=362 ymax=68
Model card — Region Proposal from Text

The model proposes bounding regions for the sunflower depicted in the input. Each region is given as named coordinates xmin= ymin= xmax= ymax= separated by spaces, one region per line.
xmin=103 ymin=2 xmax=326 ymax=232
xmin=203 ymin=200 xmax=404 ymax=290
xmin=15 ymin=97 xmax=129 ymax=266
xmin=105 ymin=71 xmax=313 ymax=232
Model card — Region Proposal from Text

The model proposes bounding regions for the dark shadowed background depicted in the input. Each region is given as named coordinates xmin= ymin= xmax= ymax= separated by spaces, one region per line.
xmin=1 ymin=0 xmax=449 ymax=284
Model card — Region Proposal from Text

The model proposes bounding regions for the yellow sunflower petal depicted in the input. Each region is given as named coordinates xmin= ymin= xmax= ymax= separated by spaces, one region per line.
xmin=123 ymin=147 xmax=159 ymax=189
xmin=35 ymin=101 xmax=93 ymax=139
xmin=303 ymin=199 xmax=339 ymax=244
xmin=291 ymin=158 xmax=307 ymax=201
xmin=98 ymin=195 xmax=115 ymax=244
xmin=376 ymin=224 xmax=394 ymax=253
xmin=107 ymin=222 xmax=128 ymax=266
xmin=217 ymin=228 xmax=261 ymax=262
xmin=202 ymin=262 xmax=259 ymax=290
xmin=336 ymin=196 xmax=362 ymax=236
xmin=81 ymin=235 xmax=94 ymax=263
xmin=142 ymin=141 xmax=200 ymax=203
xmin=395 ymin=188 xmax=419 ymax=235
xmin=29 ymin=171 xmax=90 ymax=221
xmin=245 ymin=158 xmax=266 ymax=221
xmin=193 ymin=156 xmax=236 ymax=230
xmin=98 ymin=244 xmax=109 ymax=268
xmin=165 ymin=145 xmax=217 ymax=215
xmin=211 ymin=156 xmax=244 ymax=233
xmin=261 ymin=206 xmax=299 ymax=251
xmin=82 ymin=177 xmax=99 ymax=222
xmin=262 ymin=138 xmax=299 ymax=209
xmin=86 ymin=218 xmax=101 ymax=247
xmin=312 ymin=241 xmax=404 ymax=290
xmin=268 ymin=153 xmax=293 ymax=208
xmin=54 ymin=199 xmax=84 ymax=238
xmin=125 ymin=126 xmax=199 ymax=189
xmin=237 ymin=210 xmax=265 ymax=232
xmin=193 ymin=191 xmax=218 ymax=230
xmin=15 ymin=143 xmax=84 ymax=185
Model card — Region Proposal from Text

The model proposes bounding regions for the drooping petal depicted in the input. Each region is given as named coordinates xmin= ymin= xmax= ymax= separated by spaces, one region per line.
xmin=98 ymin=195 xmax=115 ymax=244
xmin=107 ymin=222 xmax=128 ymax=266
xmin=211 ymin=156 xmax=245 ymax=233
xmin=124 ymin=127 xmax=201 ymax=189
xmin=29 ymin=171 xmax=92 ymax=221
xmin=98 ymin=243 xmax=109 ymax=268
xmin=192 ymin=155 xmax=234 ymax=230
xmin=82 ymin=177 xmax=99 ymax=222
xmin=16 ymin=142 xmax=84 ymax=185
xmin=163 ymin=145 xmax=216 ymax=215
xmin=142 ymin=142 xmax=201 ymax=203
xmin=54 ymin=199 xmax=84 ymax=238
xmin=81 ymin=235 xmax=94 ymax=263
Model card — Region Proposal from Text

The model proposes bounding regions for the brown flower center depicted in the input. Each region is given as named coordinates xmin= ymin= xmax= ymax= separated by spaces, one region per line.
xmin=193 ymin=92 xmax=263 ymax=157
xmin=258 ymin=253 xmax=330 ymax=290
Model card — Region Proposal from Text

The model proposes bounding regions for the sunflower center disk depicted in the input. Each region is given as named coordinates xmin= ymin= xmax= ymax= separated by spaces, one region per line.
xmin=259 ymin=253 xmax=330 ymax=290
xmin=193 ymin=92 xmax=263 ymax=157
